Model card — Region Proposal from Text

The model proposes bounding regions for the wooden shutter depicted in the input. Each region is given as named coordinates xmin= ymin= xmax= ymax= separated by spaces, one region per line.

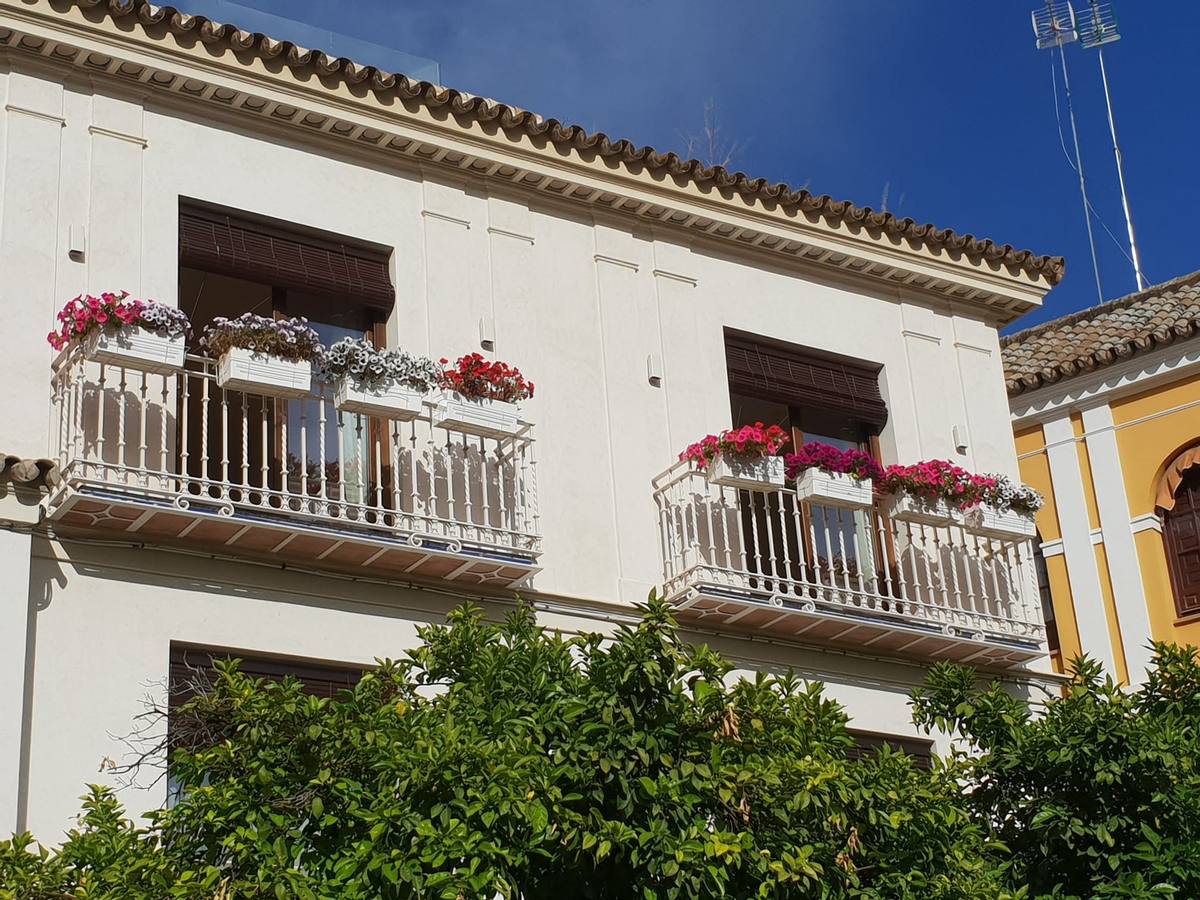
xmin=1165 ymin=469 xmax=1200 ymax=617
xmin=179 ymin=205 xmax=394 ymax=311
xmin=169 ymin=645 xmax=365 ymax=706
xmin=724 ymin=332 xmax=888 ymax=430
xmin=847 ymin=730 xmax=934 ymax=770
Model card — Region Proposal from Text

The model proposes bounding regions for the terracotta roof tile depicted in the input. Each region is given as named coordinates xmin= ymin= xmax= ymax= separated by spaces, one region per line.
xmin=57 ymin=0 xmax=1065 ymax=285
xmin=1001 ymin=270 xmax=1200 ymax=395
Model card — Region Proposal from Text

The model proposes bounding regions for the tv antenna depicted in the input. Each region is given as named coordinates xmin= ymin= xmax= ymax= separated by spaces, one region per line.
xmin=1078 ymin=1 xmax=1146 ymax=291
xmin=1031 ymin=1 xmax=1105 ymax=305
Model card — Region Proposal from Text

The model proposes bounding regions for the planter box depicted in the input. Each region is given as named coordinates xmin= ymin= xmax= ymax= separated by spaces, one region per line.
xmin=707 ymin=453 xmax=785 ymax=491
xmin=794 ymin=469 xmax=873 ymax=510
xmin=334 ymin=378 xmax=426 ymax=421
xmin=883 ymin=493 xmax=961 ymax=527
xmin=216 ymin=348 xmax=312 ymax=399
xmin=85 ymin=327 xmax=185 ymax=375
xmin=430 ymin=391 xmax=521 ymax=439
xmin=964 ymin=504 xmax=1037 ymax=542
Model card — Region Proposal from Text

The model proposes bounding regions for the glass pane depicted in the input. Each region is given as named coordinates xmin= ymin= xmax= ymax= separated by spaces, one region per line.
xmin=287 ymin=319 xmax=369 ymax=505
xmin=730 ymin=393 xmax=791 ymax=437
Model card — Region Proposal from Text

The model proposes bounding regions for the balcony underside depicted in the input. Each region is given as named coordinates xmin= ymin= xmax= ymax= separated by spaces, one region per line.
xmin=45 ymin=477 xmax=540 ymax=590
xmin=668 ymin=572 xmax=1043 ymax=669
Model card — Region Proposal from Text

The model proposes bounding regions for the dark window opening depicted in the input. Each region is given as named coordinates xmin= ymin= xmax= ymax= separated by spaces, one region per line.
xmin=1165 ymin=467 xmax=1200 ymax=617
xmin=848 ymin=730 xmax=934 ymax=770
xmin=724 ymin=330 xmax=888 ymax=595
xmin=177 ymin=202 xmax=395 ymax=511
xmin=1032 ymin=533 xmax=1061 ymax=653
xmin=169 ymin=644 xmax=366 ymax=709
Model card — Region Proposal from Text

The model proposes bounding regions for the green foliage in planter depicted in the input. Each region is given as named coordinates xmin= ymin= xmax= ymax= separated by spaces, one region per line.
xmin=0 ymin=598 xmax=1005 ymax=899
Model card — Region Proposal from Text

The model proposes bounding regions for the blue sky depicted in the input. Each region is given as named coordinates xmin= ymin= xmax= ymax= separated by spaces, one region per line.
xmin=182 ymin=0 xmax=1199 ymax=331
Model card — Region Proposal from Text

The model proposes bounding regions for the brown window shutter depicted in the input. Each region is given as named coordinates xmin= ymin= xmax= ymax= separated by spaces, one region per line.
xmin=169 ymin=644 xmax=365 ymax=707
xmin=848 ymin=730 xmax=934 ymax=769
xmin=725 ymin=332 xmax=888 ymax=430
xmin=179 ymin=204 xmax=395 ymax=312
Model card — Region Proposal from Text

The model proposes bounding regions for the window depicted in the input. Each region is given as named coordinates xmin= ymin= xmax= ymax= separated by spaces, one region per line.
xmin=1032 ymin=533 xmax=1061 ymax=653
xmin=177 ymin=202 xmax=396 ymax=508
xmin=167 ymin=645 xmax=365 ymax=803
xmin=847 ymin=730 xmax=934 ymax=770
xmin=724 ymin=330 xmax=888 ymax=591
xmin=1164 ymin=466 xmax=1200 ymax=617
xmin=168 ymin=644 xmax=366 ymax=706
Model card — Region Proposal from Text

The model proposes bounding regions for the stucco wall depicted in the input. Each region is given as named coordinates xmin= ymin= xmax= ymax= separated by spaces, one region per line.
xmin=1 ymin=71 xmax=1034 ymax=838
xmin=1013 ymin=362 xmax=1200 ymax=680
xmin=2 ymin=76 xmax=1022 ymax=602
xmin=19 ymin=537 xmax=971 ymax=838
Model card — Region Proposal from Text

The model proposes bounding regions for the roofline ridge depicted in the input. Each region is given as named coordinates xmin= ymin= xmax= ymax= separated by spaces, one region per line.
xmin=1002 ymin=268 xmax=1200 ymax=349
xmin=55 ymin=0 xmax=1063 ymax=285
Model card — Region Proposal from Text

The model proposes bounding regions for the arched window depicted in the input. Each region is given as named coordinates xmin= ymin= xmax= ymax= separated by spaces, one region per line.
xmin=1163 ymin=465 xmax=1200 ymax=617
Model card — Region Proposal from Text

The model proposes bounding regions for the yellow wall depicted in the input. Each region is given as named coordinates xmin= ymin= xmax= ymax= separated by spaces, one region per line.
xmin=1014 ymin=363 xmax=1200 ymax=674
xmin=1014 ymin=424 xmax=1084 ymax=669
xmin=1111 ymin=368 xmax=1200 ymax=646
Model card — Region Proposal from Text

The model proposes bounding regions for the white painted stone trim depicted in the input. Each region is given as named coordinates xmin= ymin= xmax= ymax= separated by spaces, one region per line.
xmin=1011 ymin=342 xmax=1200 ymax=424
xmin=1130 ymin=513 xmax=1163 ymax=534
xmin=1039 ymin=538 xmax=1065 ymax=557
xmin=1043 ymin=415 xmax=1119 ymax=676
xmin=1080 ymin=404 xmax=1156 ymax=684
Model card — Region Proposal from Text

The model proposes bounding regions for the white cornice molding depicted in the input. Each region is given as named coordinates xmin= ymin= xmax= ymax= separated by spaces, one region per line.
xmin=486 ymin=226 xmax=534 ymax=244
xmin=3 ymin=102 xmax=63 ymax=125
xmin=420 ymin=210 xmax=471 ymax=229
xmin=0 ymin=4 xmax=1052 ymax=321
xmin=87 ymin=123 xmax=147 ymax=146
xmin=593 ymin=254 xmax=639 ymax=272
xmin=1010 ymin=341 xmax=1200 ymax=424
xmin=1039 ymin=538 xmax=1065 ymax=557
xmin=1130 ymin=513 xmax=1163 ymax=535
xmin=652 ymin=269 xmax=698 ymax=286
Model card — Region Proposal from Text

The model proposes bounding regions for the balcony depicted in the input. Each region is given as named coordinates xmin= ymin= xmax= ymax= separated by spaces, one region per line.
xmin=653 ymin=461 xmax=1046 ymax=668
xmin=47 ymin=350 xmax=541 ymax=588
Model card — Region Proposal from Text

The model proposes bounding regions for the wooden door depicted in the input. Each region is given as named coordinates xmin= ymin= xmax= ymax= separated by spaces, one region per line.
xmin=1165 ymin=468 xmax=1200 ymax=617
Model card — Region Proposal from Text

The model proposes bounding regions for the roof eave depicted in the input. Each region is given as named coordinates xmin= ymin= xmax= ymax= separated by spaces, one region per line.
xmin=0 ymin=0 xmax=1058 ymax=316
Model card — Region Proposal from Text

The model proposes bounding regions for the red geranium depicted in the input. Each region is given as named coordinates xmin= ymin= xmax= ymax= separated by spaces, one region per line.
xmin=439 ymin=353 xmax=534 ymax=403
xmin=680 ymin=423 xmax=789 ymax=470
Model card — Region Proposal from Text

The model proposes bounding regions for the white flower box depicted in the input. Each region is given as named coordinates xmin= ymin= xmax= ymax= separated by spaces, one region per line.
xmin=85 ymin=327 xmax=185 ymax=375
xmin=707 ymin=453 xmax=785 ymax=491
xmin=794 ymin=469 xmax=873 ymax=510
xmin=216 ymin=348 xmax=312 ymax=399
xmin=430 ymin=391 xmax=521 ymax=439
xmin=883 ymin=493 xmax=961 ymax=527
xmin=334 ymin=378 xmax=426 ymax=421
xmin=964 ymin=504 xmax=1037 ymax=541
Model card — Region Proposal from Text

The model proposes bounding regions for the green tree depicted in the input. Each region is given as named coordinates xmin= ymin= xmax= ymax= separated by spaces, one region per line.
xmin=1 ymin=597 xmax=1005 ymax=899
xmin=912 ymin=643 xmax=1200 ymax=899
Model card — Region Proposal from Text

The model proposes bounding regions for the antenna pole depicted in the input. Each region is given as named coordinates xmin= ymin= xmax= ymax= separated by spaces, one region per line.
xmin=1096 ymin=45 xmax=1147 ymax=290
xmin=1058 ymin=44 xmax=1105 ymax=304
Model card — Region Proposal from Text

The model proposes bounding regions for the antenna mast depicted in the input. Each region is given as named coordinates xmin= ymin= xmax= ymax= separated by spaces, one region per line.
xmin=1079 ymin=1 xmax=1147 ymax=291
xmin=1032 ymin=1 xmax=1105 ymax=305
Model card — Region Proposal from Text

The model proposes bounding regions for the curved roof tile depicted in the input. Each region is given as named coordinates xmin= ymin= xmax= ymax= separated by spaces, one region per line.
xmin=1001 ymin=270 xmax=1200 ymax=395
xmin=57 ymin=0 xmax=1066 ymax=285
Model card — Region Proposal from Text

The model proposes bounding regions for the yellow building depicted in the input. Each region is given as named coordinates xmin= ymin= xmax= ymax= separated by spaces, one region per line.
xmin=1003 ymin=271 xmax=1200 ymax=682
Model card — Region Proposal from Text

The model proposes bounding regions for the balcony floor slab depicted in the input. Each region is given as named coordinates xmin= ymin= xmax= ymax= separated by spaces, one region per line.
xmin=44 ymin=478 xmax=540 ymax=590
xmin=669 ymin=577 xmax=1044 ymax=670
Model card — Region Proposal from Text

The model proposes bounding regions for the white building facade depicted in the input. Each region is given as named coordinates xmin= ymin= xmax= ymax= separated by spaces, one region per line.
xmin=1 ymin=0 xmax=1061 ymax=840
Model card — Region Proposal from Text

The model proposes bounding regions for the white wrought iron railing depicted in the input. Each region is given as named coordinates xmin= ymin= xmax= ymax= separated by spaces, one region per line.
xmin=652 ymin=460 xmax=1044 ymax=646
xmin=49 ymin=350 xmax=541 ymax=556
